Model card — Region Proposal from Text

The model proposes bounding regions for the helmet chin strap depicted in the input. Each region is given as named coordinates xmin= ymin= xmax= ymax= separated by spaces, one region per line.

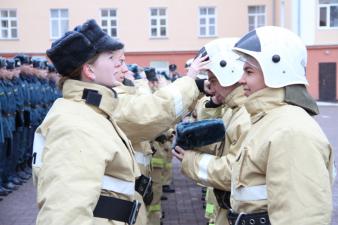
xmin=284 ymin=84 xmax=319 ymax=116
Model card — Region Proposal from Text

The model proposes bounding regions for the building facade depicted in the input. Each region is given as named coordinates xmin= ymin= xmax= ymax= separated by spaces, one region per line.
xmin=0 ymin=0 xmax=337 ymax=100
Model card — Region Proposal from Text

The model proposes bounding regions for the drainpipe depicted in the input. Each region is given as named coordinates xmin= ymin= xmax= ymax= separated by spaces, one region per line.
xmin=297 ymin=0 xmax=301 ymax=36
xmin=272 ymin=0 xmax=276 ymax=26
xmin=280 ymin=0 xmax=286 ymax=27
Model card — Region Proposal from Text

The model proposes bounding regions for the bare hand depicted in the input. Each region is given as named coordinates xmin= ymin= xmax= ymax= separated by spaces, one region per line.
xmin=172 ymin=146 xmax=185 ymax=161
xmin=186 ymin=55 xmax=210 ymax=79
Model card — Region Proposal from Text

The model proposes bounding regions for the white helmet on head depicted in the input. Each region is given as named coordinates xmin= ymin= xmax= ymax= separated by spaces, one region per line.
xmin=185 ymin=58 xmax=194 ymax=68
xmin=233 ymin=26 xmax=308 ymax=88
xmin=201 ymin=38 xmax=244 ymax=87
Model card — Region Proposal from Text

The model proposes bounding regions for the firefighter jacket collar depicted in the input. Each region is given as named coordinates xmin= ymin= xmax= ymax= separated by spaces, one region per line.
xmin=244 ymin=87 xmax=286 ymax=124
xmin=223 ymin=85 xmax=247 ymax=109
xmin=62 ymin=79 xmax=118 ymax=119
xmin=114 ymin=83 xmax=137 ymax=96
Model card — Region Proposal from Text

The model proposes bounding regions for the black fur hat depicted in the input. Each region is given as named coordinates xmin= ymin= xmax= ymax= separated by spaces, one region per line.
xmin=144 ymin=67 xmax=158 ymax=81
xmin=46 ymin=19 xmax=124 ymax=76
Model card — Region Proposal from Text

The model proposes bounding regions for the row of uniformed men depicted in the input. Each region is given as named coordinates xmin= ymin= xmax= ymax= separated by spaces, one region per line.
xmin=0 ymin=55 xmax=61 ymax=200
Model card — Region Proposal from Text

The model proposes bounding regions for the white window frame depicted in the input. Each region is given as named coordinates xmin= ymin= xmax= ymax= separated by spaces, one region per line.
xmin=198 ymin=7 xmax=217 ymax=37
xmin=248 ymin=5 xmax=266 ymax=32
xmin=100 ymin=8 xmax=118 ymax=37
xmin=50 ymin=9 xmax=69 ymax=40
xmin=318 ymin=1 xmax=338 ymax=29
xmin=149 ymin=8 xmax=167 ymax=39
xmin=0 ymin=9 xmax=18 ymax=40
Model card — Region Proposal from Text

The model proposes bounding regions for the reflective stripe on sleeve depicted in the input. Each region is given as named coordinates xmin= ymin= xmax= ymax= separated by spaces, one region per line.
xmin=206 ymin=203 xmax=215 ymax=214
xmin=148 ymin=204 xmax=161 ymax=212
xmin=164 ymin=162 xmax=172 ymax=169
xmin=134 ymin=152 xmax=151 ymax=166
xmin=101 ymin=175 xmax=135 ymax=196
xmin=198 ymin=154 xmax=213 ymax=185
xmin=164 ymin=85 xmax=183 ymax=117
xmin=232 ymin=184 xmax=268 ymax=201
xmin=151 ymin=157 xmax=165 ymax=168
xmin=32 ymin=132 xmax=45 ymax=168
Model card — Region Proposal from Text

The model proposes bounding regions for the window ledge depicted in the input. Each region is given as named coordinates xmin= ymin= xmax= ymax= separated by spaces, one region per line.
xmin=0 ymin=38 xmax=19 ymax=41
xmin=149 ymin=37 xmax=168 ymax=40
xmin=317 ymin=27 xmax=338 ymax=30
xmin=198 ymin=35 xmax=218 ymax=38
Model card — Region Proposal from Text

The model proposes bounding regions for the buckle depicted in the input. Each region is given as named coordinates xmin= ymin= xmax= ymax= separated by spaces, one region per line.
xmin=234 ymin=212 xmax=246 ymax=225
xmin=128 ymin=200 xmax=141 ymax=225
xmin=135 ymin=175 xmax=152 ymax=197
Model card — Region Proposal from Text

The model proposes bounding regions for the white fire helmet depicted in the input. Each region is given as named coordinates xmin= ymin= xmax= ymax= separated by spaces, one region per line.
xmin=201 ymin=38 xmax=244 ymax=87
xmin=233 ymin=26 xmax=308 ymax=88
xmin=185 ymin=58 xmax=194 ymax=68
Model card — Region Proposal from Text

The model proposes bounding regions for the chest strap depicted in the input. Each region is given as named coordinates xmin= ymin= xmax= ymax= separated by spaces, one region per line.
xmin=94 ymin=195 xmax=141 ymax=225
xmin=228 ymin=211 xmax=270 ymax=225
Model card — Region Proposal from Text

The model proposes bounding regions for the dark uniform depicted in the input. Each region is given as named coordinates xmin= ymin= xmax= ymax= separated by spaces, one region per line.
xmin=0 ymin=57 xmax=8 ymax=197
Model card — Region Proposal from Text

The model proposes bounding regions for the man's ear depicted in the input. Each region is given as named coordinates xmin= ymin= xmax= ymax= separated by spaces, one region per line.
xmin=82 ymin=64 xmax=95 ymax=81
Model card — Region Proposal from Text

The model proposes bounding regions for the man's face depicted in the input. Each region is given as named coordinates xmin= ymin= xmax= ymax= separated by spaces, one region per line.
xmin=91 ymin=49 xmax=126 ymax=88
xmin=238 ymin=57 xmax=266 ymax=97
xmin=208 ymin=71 xmax=237 ymax=102
xmin=4 ymin=69 xmax=14 ymax=79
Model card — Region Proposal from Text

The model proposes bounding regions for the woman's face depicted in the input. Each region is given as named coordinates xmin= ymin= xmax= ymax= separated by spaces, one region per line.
xmin=238 ymin=57 xmax=266 ymax=96
xmin=91 ymin=49 xmax=126 ymax=88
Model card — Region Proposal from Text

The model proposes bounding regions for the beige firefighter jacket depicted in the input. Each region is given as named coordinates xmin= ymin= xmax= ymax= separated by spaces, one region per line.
xmin=113 ymin=77 xmax=201 ymax=143
xmin=231 ymin=88 xmax=334 ymax=225
xmin=114 ymin=83 xmax=153 ymax=176
xmin=33 ymin=80 xmax=141 ymax=225
xmin=181 ymin=86 xmax=250 ymax=191
xmin=195 ymin=95 xmax=224 ymax=121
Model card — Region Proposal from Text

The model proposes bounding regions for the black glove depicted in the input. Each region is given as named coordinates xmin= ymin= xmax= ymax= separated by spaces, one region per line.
xmin=205 ymin=97 xmax=222 ymax=108
xmin=173 ymin=119 xmax=225 ymax=149
xmin=155 ymin=134 xmax=167 ymax=144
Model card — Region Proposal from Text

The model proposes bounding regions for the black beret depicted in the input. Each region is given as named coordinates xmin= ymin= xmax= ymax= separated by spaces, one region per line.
xmin=46 ymin=19 xmax=124 ymax=76
xmin=0 ymin=57 xmax=7 ymax=69
xmin=169 ymin=64 xmax=177 ymax=72
xmin=144 ymin=67 xmax=158 ymax=81
xmin=14 ymin=58 xmax=21 ymax=67
xmin=6 ymin=59 xmax=15 ymax=70
xmin=47 ymin=63 xmax=56 ymax=73
xmin=32 ymin=57 xmax=48 ymax=69
xmin=128 ymin=64 xmax=138 ymax=73
xmin=15 ymin=54 xmax=31 ymax=64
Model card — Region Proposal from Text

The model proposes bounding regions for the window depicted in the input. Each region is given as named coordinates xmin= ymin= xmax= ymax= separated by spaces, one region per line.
xmin=0 ymin=9 xmax=18 ymax=39
xmin=248 ymin=5 xmax=266 ymax=31
xmin=199 ymin=7 xmax=217 ymax=37
xmin=150 ymin=61 xmax=169 ymax=75
xmin=50 ymin=9 xmax=69 ymax=39
xmin=319 ymin=0 xmax=338 ymax=28
xmin=149 ymin=8 xmax=167 ymax=38
xmin=101 ymin=9 xmax=117 ymax=37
